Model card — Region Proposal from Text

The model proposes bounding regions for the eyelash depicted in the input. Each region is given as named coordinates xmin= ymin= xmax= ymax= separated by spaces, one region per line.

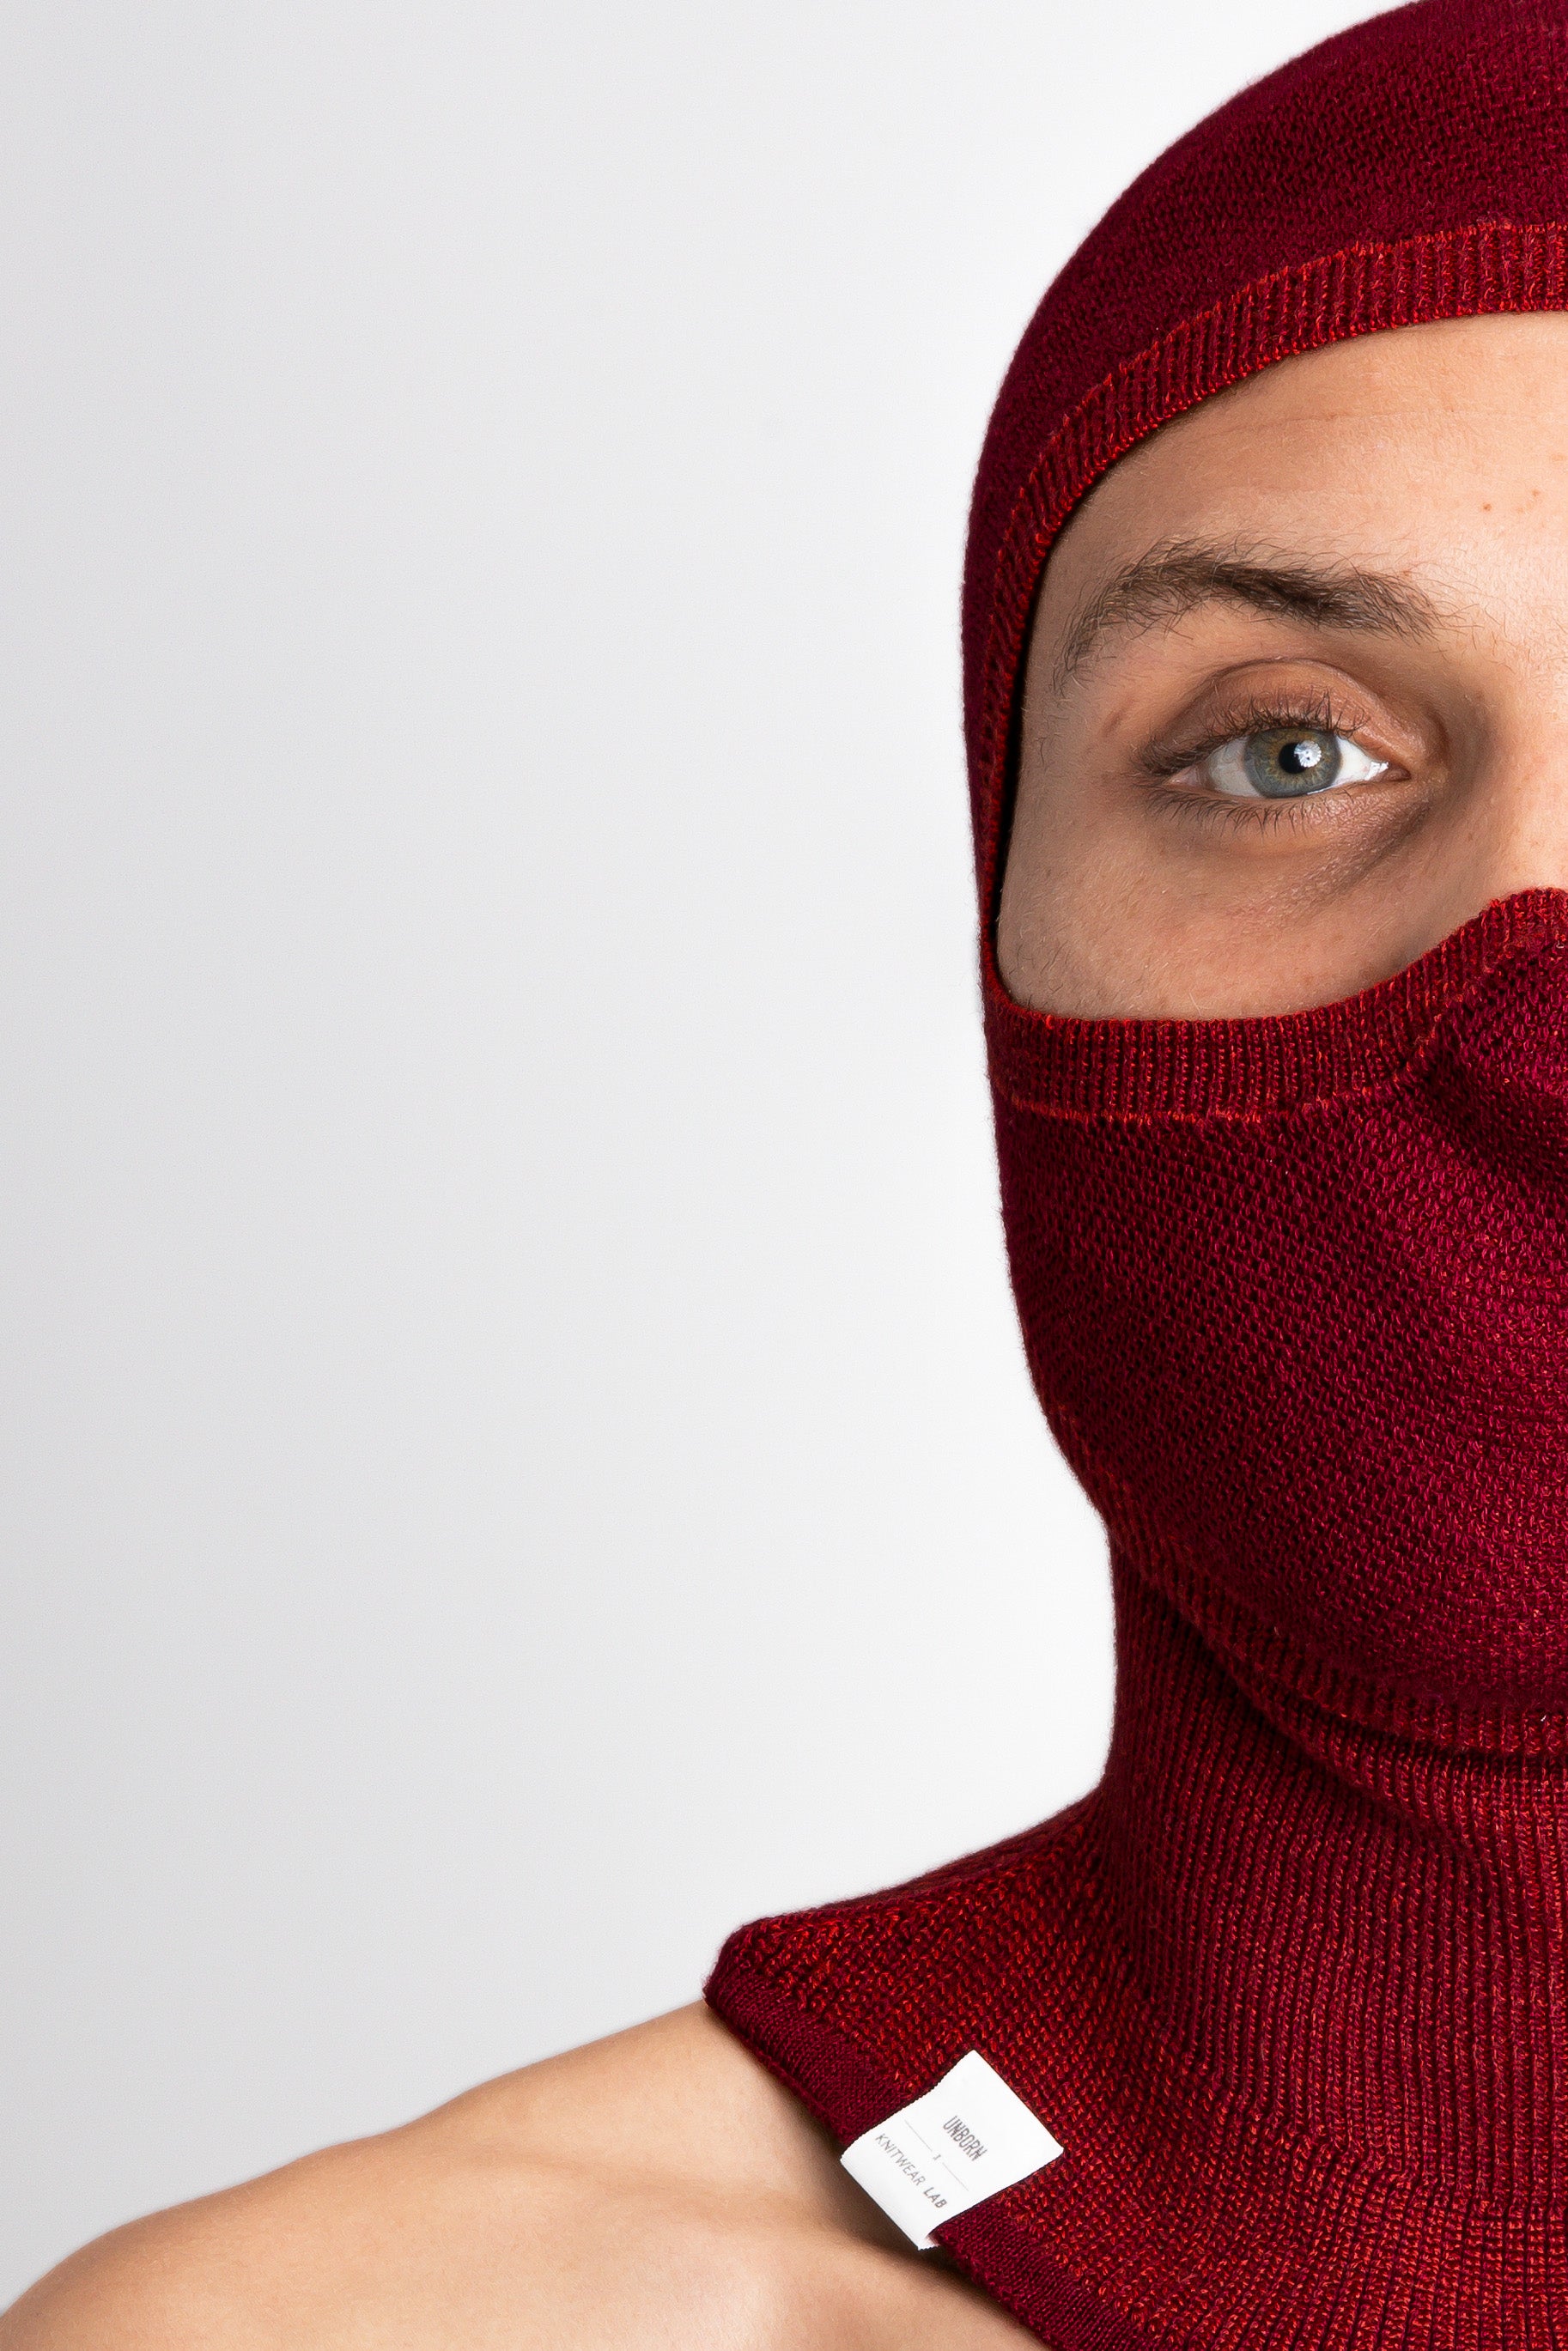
xmin=1129 ymin=687 xmax=1401 ymax=835
xmin=1138 ymin=688 xmax=1356 ymax=782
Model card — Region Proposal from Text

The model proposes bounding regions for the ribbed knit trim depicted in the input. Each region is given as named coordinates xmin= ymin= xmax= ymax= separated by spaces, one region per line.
xmin=972 ymin=220 xmax=1568 ymax=943
xmin=707 ymin=1572 xmax=1568 ymax=2339
xmin=707 ymin=1768 xmax=1568 ymax=2345
xmin=987 ymin=887 xmax=1568 ymax=1123
xmin=708 ymin=1948 xmax=1159 ymax=2351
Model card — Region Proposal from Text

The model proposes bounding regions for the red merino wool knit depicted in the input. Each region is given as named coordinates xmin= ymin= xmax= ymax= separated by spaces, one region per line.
xmin=705 ymin=2 xmax=1568 ymax=2345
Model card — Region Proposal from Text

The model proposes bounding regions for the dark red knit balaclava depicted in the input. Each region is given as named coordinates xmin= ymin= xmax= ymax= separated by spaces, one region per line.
xmin=708 ymin=4 xmax=1568 ymax=2343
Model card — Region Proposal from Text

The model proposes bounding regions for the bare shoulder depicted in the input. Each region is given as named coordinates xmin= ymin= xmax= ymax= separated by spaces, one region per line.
xmin=0 ymin=2003 xmax=1035 ymax=2349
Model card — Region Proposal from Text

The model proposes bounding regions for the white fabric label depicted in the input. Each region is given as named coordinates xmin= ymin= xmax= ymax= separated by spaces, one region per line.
xmin=840 ymin=2049 xmax=1063 ymax=2250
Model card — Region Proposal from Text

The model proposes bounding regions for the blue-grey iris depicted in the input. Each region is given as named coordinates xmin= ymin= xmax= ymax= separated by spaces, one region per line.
xmin=1245 ymin=727 xmax=1341 ymax=798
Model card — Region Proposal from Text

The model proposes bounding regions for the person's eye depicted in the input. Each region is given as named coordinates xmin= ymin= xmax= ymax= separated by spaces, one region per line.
xmin=1195 ymin=724 xmax=1389 ymax=800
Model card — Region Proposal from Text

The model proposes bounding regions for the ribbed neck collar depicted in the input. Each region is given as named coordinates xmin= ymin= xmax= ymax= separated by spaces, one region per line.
xmin=1097 ymin=1541 xmax=1568 ymax=2210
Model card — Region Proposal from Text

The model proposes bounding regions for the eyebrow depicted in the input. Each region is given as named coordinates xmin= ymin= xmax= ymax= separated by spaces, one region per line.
xmin=1054 ymin=541 xmax=1443 ymax=692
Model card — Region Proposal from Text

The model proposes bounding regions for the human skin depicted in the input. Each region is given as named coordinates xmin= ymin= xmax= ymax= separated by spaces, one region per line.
xmin=998 ymin=311 xmax=1568 ymax=1020
xmin=0 ymin=2008 xmax=1032 ymax=2349
xmin=8 ymin=310 xmax=1568 ymax=2348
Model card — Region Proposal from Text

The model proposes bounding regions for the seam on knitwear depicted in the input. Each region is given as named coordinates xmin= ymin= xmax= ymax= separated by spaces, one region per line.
xmin=712 ymin=1791 xmax=1568 ymax=2227
xmin=987 ymin=899 xmax=1568 ymax=1126
xmin=704 ymin=1956 xmax=1149 ymax=2349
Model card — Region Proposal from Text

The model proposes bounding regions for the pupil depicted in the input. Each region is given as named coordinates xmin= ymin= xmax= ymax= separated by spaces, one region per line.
xmin=1244 ymin=726 xmax=1340 ymax=799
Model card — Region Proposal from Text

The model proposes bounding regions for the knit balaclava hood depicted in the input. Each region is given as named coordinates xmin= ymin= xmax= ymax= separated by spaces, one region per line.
xmin=708 ymin=3 xmax=1568 ymax=2343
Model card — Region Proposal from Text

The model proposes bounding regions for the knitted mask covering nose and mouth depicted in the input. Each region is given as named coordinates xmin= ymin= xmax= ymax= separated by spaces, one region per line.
xmin=705 ymin=2 xmax=1568 ymax=2342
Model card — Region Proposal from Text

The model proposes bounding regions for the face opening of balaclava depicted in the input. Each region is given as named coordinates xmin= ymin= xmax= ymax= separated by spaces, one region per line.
xmin=707 ymin=3 xmax=1568 ymax=2342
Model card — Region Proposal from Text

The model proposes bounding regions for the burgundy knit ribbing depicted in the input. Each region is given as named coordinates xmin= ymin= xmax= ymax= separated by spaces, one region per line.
xmin=707 ymin=3 xmax=1568 ymax=2343
xmin=708 ymin=1533 xmax=1568 ymax=2344
xmin=986 ymin=885 xmax=1565 ymax=1122
xmin=965 ymin=0 xmax=1568 ymax=916
xmin=710 ymin=902 xmax=1568 ymax=2342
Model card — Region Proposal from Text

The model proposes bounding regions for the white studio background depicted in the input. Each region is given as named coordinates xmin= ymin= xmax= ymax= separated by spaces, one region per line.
xmin=0 ymin=0 xmax=1389 ymax=2299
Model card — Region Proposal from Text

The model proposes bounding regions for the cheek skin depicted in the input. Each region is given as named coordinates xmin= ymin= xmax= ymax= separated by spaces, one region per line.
xmin=1000 ymin=773 xmax=1443 ymax=1022
xmin=996 ymin=666 xmax=1454 ymax=1021
xmin=997 ymin=576 xmax=1568 ymax=1019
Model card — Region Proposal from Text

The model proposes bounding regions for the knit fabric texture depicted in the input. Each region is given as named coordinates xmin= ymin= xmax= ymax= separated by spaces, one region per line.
xmin=707 ymin=3 xmax=1568 ymax=2344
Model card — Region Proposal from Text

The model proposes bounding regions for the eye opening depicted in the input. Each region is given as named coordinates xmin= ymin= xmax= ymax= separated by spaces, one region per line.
xmin=1138 ymin=684 xmax=1403 ymax=805
xmin=1204 ymin=724 xmax=1389 ymax=799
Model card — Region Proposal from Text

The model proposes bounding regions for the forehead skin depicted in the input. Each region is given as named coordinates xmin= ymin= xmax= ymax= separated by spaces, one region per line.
xmin=1001 ymin=311 xmax=1568 ymax=1020
xmin=1039 ymin=312 xmax=1568 ymax=653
